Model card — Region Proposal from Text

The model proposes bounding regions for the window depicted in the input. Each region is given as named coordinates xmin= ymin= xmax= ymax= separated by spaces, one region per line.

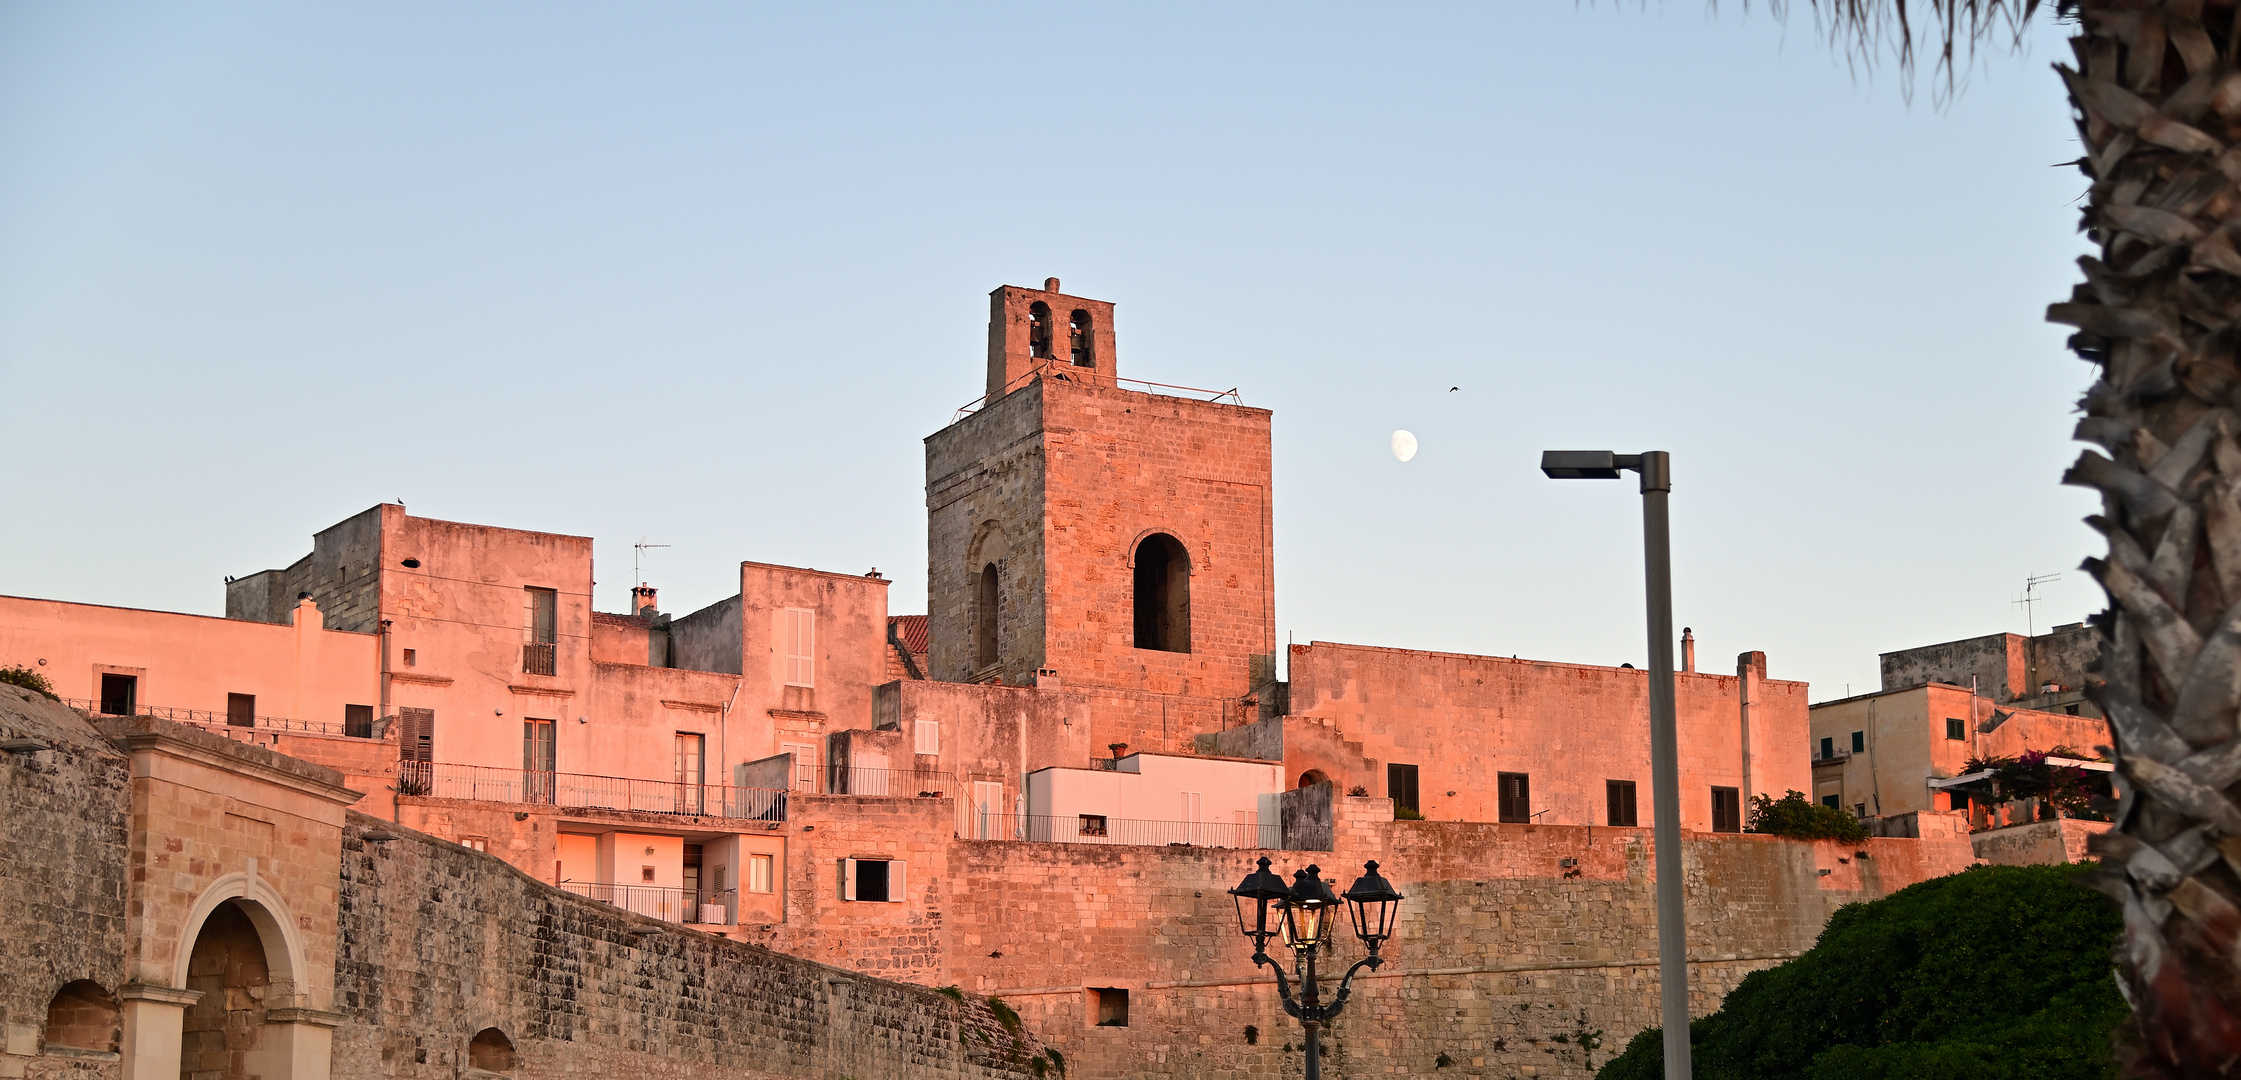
xmin=781 ymin=742 xmax=817 ymax=793
xmin=1069 ymin=310 xmax=1095 ymax=367
xmin=1179 ymin=791 xmax=1203 ymax=826
xmin=1029 ymin=301 xmax=1054 ymax=359
xmin=1132 ymin=534 xmax=1191 ymax=652
xmin=914 ymin=719 xmax=940 ymax=756
xmin=976 ymin=564 xmax=1000 ymax=668
xmin=970 ymin=781 xmax=1005 ymax=840
xmin=747 ymin=853 xmax=775 ymax=893
xmin=1821 ymin=794 xmax=1841 ymax=809
xmin=1091 ymin=987 xmax=1130 ymax=1027
xmin=1946 ymin=717 xmax=1967 ymax=741
xmin=98 ymin=673 xmax=136 ymax=716
xmin=402 ymin=648 xmax=417 ymax=667
xmin=1386 ymin=763 xmax=1419 ymax=814
xmin=1079 ymin=814 xmax=1109 ymax=837
xmin=399 ymin=707 xmax=435 ymax=764
xmin=1855 ymin=802 xmax=1868 ymax=818
xmin=523 ymin=587 xmax=558 ymax=675
xmin=684 ymin=843 xmax=702 ymax=898
xmin=1605 ymin=780 xmax=1638 ymax=827
xmin=461 ymin=836 xmax=489 ymax=853
xmin=1711 ymin=786 xmax=1742 ymax=833
xmin=842 ymin=857 xmax=905 ymax=903
xmin=1950 ymin=791 xmax=1971 ymax=811
xmin=641 ymin=866 xmax=656 ymax=883
xmin=227 ymin=693 xmax=255 ymax=728
xmin=523 ymin=720 xmax=555 ymax=803
xmin=1851 ymin=731 xmax=1865 ymax=753
xmin=1498 ymin=772 xmax=1532 ymax=823
xmin=345 ymin=704 xmax=374 ymax=739
xmin=784 ymin=608 xmax=816 ymax=687
xmin=1818 ymin=736 xmax=1834 ymax=760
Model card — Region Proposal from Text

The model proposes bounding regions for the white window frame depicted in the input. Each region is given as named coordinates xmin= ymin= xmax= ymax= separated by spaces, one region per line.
xmin=784 ymin=608 xmax=816 ymax=688
xmin=840 ymin=857 xmax=906 ymax=904
xmin=747 ymin=853 xmax=774 ymax=894
xmin=914 ymin=719 xmax=940 ymax=756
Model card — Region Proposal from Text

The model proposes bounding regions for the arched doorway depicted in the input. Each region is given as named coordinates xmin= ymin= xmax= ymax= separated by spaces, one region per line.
xmin=1132 ymin=533 xmax=1191 ymax=653
xmin=181 ymin=900 xmax=272 ymax=1079
xmin=469 ymin=1027 xmax=518 ymax=1075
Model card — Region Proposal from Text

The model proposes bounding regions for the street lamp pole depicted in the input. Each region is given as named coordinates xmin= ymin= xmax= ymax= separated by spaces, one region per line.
xmin=1540 ymin=449 xmax=1690 ymax=1080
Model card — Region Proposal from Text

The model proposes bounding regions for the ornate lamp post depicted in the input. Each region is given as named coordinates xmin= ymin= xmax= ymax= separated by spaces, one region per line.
xmin=1228 ymin=857 xmax=1404 ymax=1079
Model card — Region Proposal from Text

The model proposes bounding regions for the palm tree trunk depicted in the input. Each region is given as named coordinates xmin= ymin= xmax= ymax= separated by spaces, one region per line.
xmin=2053 ymin=1 xmax=2241 ymax=1072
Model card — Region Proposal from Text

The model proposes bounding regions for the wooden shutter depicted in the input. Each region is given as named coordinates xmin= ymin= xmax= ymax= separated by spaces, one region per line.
xmin=889 ymin=860 xmax=906 ymax=904
xmin=914 ymin=719 xmax=939 ymax=756
xmin=840 ymin=858 xmax=856 ymax=901
xmin=399 ymin=708 xmax=435 ymax=763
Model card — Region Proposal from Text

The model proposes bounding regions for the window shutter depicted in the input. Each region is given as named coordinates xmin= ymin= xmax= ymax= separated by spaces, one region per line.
xmin=915 ymin=720 xmax=939 ymax=756
xmin=889 ymin=860 xmax=906 ymax=904
xmin=841 ymin=858 xmax=856 ymax=901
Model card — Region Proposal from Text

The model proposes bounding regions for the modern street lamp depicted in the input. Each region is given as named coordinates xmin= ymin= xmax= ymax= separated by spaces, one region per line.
xmin=1228 ymin=857 xmax=1404 ymax=1080
xmin=1539 ymin=449 xmax=1690 ymax=1079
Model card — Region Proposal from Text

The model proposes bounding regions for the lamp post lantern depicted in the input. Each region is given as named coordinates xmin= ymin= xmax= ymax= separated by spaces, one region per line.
xmin=1540 ymin=449 xmax=1690 ymax=1080
xmin=1227 ymin=857 xmax=1403 ymax=1080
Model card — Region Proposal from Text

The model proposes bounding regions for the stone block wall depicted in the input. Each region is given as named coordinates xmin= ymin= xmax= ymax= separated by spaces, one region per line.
xmin=332 ymin=814 xmax=1046 ymax=1079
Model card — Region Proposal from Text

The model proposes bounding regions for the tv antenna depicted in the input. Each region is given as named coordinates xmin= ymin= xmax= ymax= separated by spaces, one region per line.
xmin=633 ymin=539 xmax=671 ymax=597
xmin=2014 ymin=573 xmax=2061 ymax=637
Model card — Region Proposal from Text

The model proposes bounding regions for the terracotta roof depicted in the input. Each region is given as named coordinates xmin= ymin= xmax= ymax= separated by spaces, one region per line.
xmin=888 ymin=615 xmax=929 ymax=654
xmin=593 ymin=611 xmax=648 ymax=627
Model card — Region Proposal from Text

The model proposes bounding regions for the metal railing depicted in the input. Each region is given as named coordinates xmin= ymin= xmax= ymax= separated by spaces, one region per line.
xmin=522 ymin=642 xmax=557 ymax=676
xmin=823 ymin=764 xmax=957 ymax=798
xmin=63 ymin=698 xmax=361 ymax=738
xmin=560 ymin=882 xmax=736 ymax=925
xmin=399 ymin=761 xmax=787 ymax=821
xmin=951 ymin=365 xmax=1246 ymax=421
xmin=963 ymin=812 xmax=1318 ymax=850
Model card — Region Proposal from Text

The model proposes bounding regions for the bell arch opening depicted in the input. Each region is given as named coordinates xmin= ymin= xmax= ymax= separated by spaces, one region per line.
xmin=1069 ymin=309 xmax=1095 ymax=367
xmin=43 ymin=979 xmax=119 ymax=1054
xmin=1028 ymin=302 xmax=1054 ymax=360
xmin=1132 ymin=533 xmax=1191 ymax=653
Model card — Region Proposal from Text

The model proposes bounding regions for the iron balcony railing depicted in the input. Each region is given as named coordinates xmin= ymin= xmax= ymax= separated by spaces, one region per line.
xmin=522 ymin=642 xmax=557 ymax=676
xmin=960 ymin=811 xmax=1326 ymax=851
xmin=822 ymin=764 xmax=957 ymax=798
xmin=63 ymin=698 xmax=362 ymax=739
xmin=398 ymin=761 xmax=787 ymax=821
xmin=560 ymin=882 xmax=736 ymax=925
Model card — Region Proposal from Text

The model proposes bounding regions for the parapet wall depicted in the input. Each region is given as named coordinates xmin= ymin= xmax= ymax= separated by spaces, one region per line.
xmin=332 ymin=812 xmax=1045 ymax=1079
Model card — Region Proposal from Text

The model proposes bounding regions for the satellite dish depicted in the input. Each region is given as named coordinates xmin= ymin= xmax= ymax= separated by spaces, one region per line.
xmin=1391 ymin=430 xmax=1418 ymax=462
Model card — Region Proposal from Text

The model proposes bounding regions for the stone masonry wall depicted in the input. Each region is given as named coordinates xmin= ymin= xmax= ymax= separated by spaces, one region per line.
xmin=0 ymin=686 xmax=131 ymax=1080
xmin=947 ymin=794 xmax=1976 ymax=1080
xmin=333 ymin=813 xmax=1048 ymax=1080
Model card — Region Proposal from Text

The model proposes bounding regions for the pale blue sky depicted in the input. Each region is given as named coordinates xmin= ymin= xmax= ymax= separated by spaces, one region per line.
xmin=0 ymin=3 xmax=2094 ymax=701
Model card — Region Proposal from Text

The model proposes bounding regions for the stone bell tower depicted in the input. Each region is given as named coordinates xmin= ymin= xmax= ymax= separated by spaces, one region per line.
xmin=926 ymin=280 xmax=1278 ymax=715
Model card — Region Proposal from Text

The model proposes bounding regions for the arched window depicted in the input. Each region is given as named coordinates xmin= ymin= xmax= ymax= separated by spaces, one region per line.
xmin=1028 ymin=302 xmax=1053 ymax=360
xmin=1298 ymin=770 xmax=1329 ymax=790
xmin=976 ymin=563 xmax=1000 ymax=669
xmin=1132 ymin=534 xmax=1191 ymax=653
xmin=1069 ymin=310 xmax=1094 ymax=367
xmin=470 ymin=1028 xmax=518 ymax=1074
xmin=43 ymin=980 xmax=118 ymax=1054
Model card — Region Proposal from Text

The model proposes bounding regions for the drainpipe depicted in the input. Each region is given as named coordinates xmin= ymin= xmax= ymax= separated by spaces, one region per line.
xmin=1735 ymin=651 xmax=1757 ymax=805
xmin=380 ymin=617 xmax=397 ymax=823
xmin=721 ymin=679 xmax=742 ymax=806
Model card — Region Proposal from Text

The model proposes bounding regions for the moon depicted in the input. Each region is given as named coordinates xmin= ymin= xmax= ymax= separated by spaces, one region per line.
xmin=1391 ymin=430 xmax=1418 ymax=462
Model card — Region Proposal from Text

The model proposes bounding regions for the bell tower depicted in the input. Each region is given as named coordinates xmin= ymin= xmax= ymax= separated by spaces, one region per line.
xmin=927 ymin=280 xmax=1278 ymax=721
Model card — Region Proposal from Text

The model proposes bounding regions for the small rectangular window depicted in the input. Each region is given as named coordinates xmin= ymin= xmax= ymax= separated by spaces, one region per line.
xmin=1605 ymin=780 xmax=1638 ymax=827
xmin=1079 ymin=814 xmax=1109 ymax=837
xmin=1386 ymin=763 xmax=1419 ymax=813
xmin=784 ymin=608 xmax=816 ymax=687
xmin=1091 ymin=987 xmax=1130 ymax=1027
xmin=914 ymin=719 xmax=940 ymax=756
xmin=1497 ymin=772 xmax=1531 ymax=823
xmin=98 ymin=673 xmax=136 ymax=716
xmin=1946 ymin=717 xmax=1967 ymax=741
xmin=344 ymin=704 xmax=374 ymax=739
xmin=1821 ymin=794 xmax=1840 ymax=809
xmin=1949 ymin=791 xmax=1971 ymax=811
xmin=1818 ymin=736 xmax=1834 ymax=760
xmin=1855 ymin=802 xmax=1868 ymax=818
xmin=748 ymin=853 xmax=774 ymax=894
xmin=1850 ymin=730 xmax=1865 ymax=753
xmin=641 ymin=865 xmax=656 ymax=883
xmin=1711 ymin=786 xmax=1742 ymax=833
xmin=461 ymin=836 xmax=489 ymax=853
xmin=227 ymin=693 xmax=256 ymax=728
xmin=402 ymin=648 xmax=417 ymax=667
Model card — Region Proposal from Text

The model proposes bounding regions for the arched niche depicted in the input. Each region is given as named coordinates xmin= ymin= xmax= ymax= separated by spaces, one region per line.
xmin=469 ymin=1027 xmax=518 ymax=1074
xmin=1131 ymin=533 xmax=1192 ymax=654
xmin=44 ymin=979 xmax=119 ymax=1054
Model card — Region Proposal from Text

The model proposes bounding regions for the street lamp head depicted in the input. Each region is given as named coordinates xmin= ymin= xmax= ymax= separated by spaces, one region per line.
xmin=1342 ymin=860 xmax=1405 ymax=951
xmin=1539 ymin=450 xmax=1624 ymax=480
xmin=1281 ymin=865 xmax=1342 ymax=952
xmin=1229 ymin=856 xmax=1293 ymax=951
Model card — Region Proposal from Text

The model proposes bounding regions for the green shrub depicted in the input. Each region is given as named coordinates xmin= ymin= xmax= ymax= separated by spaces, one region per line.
xmin=1395 ymin=806 xmax=1424 ymax=820
xmin=1747 ymin=790 xmax=1869 ymax=843
xmin=1597 ymin=864 xmax=2123 ymax=1080
xmin=0 ymin=666 xmax=58 ymax=700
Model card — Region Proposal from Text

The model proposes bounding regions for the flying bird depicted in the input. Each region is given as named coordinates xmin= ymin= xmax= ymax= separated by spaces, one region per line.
xmin=1448 ymin=386 xmax=1460 ymax=392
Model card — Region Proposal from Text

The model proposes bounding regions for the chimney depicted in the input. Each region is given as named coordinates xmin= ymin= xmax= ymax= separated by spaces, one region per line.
xmin=632 ymin=583 xmax=659 ymax=617
xmin=1680 ymin=627 xmax=1696 ymax=673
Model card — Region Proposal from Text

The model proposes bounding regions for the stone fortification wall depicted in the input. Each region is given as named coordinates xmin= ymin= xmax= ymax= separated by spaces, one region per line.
xmin=0 ymin=686 xmax=131 ymax=1077
xmin=948 ymin=795 xmax=1976 ymax=1080
xmin=333 ymin=812 xmax=1047 ymax=1080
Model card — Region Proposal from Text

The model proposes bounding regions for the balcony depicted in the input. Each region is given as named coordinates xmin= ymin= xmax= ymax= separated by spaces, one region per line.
xmin=822 ymin=763 xmax=956 ymax=798
xmin=962 ymin=812 xmax=1320 ymax=850
xmin=522 ymin=641 xmax=557 ymax=676
xmin=560 ymin=881 xmax=735 ymax=925
xmin=64 ymin=698 xmax=370 ymax=740
xmin=398 ymin=761 xmax=787 ymax=821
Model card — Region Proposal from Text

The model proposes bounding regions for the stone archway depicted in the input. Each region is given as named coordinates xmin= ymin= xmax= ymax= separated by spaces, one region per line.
xmin=146 ymin=874 xmax=332 ymax=1080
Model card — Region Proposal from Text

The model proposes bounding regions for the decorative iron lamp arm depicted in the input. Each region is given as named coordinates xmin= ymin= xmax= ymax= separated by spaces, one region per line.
xmin=1250 ymin=949 xmax=1305 ymax=1019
